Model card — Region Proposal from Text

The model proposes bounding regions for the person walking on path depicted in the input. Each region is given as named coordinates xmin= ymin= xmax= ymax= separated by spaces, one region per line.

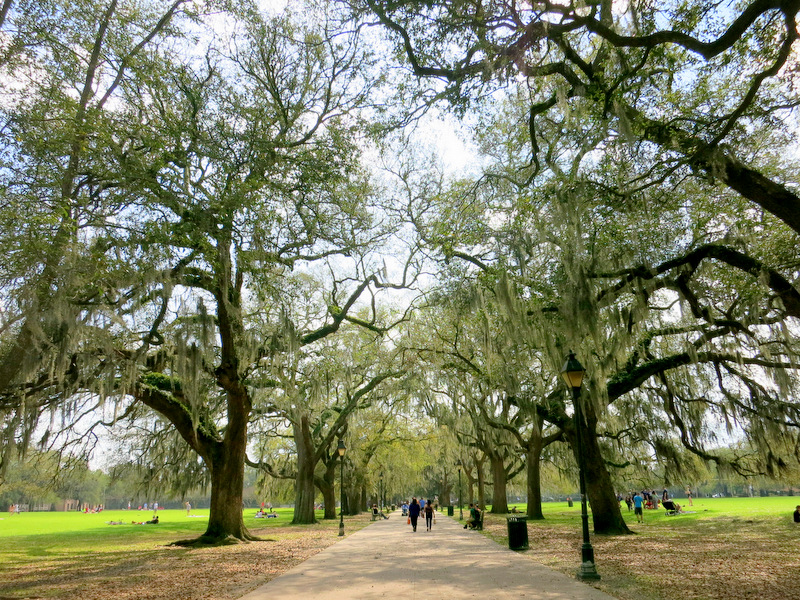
xmin=408 ymin=497 xmax=421 ymax=532
xmin=238 ymin=498 xmax=619 ymax=600
xmin=424 ymin=499 xmax=434 ymax=531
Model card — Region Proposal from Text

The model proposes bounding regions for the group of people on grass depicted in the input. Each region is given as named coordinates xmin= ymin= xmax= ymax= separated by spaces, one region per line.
xmin=625 ymin=488 xmax=687 ymax=523
xmin=123 ymin=515 xmax=158 ymax=525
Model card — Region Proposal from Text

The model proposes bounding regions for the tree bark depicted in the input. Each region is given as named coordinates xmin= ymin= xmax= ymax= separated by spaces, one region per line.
xmin=137 ymin=381 xmax=256 ymax=543
xmin=476 ymin=458 xmax=486 ymax=511
xmin=525 ymin=439 xmax=545 ymax=520
xmin=321 ymin=481 xmax=336 ymax=519
xmin=317 ymin=460 xmax=337 ymax=520
xmin=464 ymin=471 xmax=474 ymax=507
xmin=204 ymin=437 xmax=250 ymax=540
xmin=568 ymin=406 xmax=632 ymax=535
xmin=346 ymin=487 xmax=360 ymax=515
xmin=292 ymin=416 xmax=318 ymax=524
xmin=488 ymin=453 xmax=509 ymax=513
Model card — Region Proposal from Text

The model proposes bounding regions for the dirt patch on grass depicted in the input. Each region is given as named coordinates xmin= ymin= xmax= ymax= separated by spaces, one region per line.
xmin=481 ymin=513 xmax=800 ymax=600
xmin=0 ymin=520 xmax=365 ymax=600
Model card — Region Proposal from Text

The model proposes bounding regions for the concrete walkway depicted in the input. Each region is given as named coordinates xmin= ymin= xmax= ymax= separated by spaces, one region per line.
xmin=239 ymin=511 xmax=618 ymax=600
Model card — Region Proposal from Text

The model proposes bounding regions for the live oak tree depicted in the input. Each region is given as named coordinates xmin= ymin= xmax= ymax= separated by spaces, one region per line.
xmin=2 ymin=0 xmax=394 ymax=543
xmin=355 ymin=399 xmax=439 ymax=504
xmin=122 ymin=5 xmax=395 ymax=541
xmin=385 ymin=3 xmax=800 ymax=519
xmin=412 ymin=289 xmax=558 ymax=517
xmin=248 ymin=325 xmax=404 ymax=524
xmin=417 ymin=154 xmax=800 ymax=535
xmin=335 ymin=389 xmax=417 ymax=516
xmin=0 ymin=0 xmax=191 ymax=481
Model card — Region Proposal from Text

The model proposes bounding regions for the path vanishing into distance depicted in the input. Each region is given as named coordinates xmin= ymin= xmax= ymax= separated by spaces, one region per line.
xmin=239 ymin=510 xmax=619 ymax=600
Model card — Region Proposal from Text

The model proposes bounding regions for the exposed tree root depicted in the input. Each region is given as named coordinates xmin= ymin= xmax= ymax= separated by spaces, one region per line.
xmin=168 ymin=533 xmax=265 ymax=547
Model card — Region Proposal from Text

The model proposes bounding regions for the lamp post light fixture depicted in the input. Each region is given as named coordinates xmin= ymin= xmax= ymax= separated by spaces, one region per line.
xmin=561 ymin=351 xmax=600 ymax=581
xmin=337 ymin=439 xmax=347 ymax=537
xmin=456 ymin=460 xmax=463 ymax=520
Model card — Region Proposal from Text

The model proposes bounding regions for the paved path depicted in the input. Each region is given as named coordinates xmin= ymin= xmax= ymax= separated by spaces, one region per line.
xmin=239 ymin=511 xmax=618 ymax=600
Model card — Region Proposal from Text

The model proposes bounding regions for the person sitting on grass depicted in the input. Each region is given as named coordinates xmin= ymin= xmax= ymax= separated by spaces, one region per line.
xmin=794 ymin=505 xmax=800 ymax=523
xmin=464 ymin=503 xmax=481 ymax=529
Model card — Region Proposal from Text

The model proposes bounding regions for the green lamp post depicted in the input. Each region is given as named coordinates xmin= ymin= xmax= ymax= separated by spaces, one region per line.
xmin=337 ymin=439 xmax=346 ymax=537
xmin=561 ymin=352 xmax=600 ymax=581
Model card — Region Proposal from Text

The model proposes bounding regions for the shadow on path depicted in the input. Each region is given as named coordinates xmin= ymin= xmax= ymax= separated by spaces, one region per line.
xmin=239 ymin=511 xmax=618 ymax=600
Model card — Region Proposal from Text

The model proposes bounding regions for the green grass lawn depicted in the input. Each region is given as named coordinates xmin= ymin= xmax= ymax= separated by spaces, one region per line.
xmin=0 ymin=506 xmax=315 ymax=538
xmin=0 ymin=507 xmax=326 ymax=564
xmin=2 ymin=498 xmax=799 ymax=600
xmin=476 ymin=496 xmax=800 ymax=600
xmin=0 ymin=507 xmax=348 ymax=600
xmin=537 ymin=494 xmax=797 ymax=523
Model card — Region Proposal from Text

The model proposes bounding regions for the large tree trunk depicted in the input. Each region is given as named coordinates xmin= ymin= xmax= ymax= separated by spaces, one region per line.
xmin=489 ymin=453 xmax=509 ymax=513
xmin=476 ymin=459 xmax=486 ymax=510
xmin=583 ymin=435 xmax=629 ymax=534
xmin=569 ymin=405 xmax=631 ymax=535
xmin=201 ymin=379 xmax=255 ymax=541
xmin=292 ymin=416 xmax=318 ymax=524
xmin=463 ymin=471 xmax=474 ymax=508
xmin=138 ymin=378 xmax=256 ymax=544
xmin=346 ymin=487 xmax=359 ymax=515
xmin=525 ymin=439 xmax=545 ymax=520
xmin=321 ymin=482 xmax=336 ymax=519
xmin=204 ymin=437 xmax=250 ymax=540
xmin=318 ymin=461 xmax=337 ymax=520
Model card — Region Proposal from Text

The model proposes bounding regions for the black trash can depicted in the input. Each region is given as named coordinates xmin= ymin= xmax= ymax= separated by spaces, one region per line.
xmin=507 ymin=516 xmax=529 ymax=550
xmin=447 ymin=505 xmax=454 ymax=516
